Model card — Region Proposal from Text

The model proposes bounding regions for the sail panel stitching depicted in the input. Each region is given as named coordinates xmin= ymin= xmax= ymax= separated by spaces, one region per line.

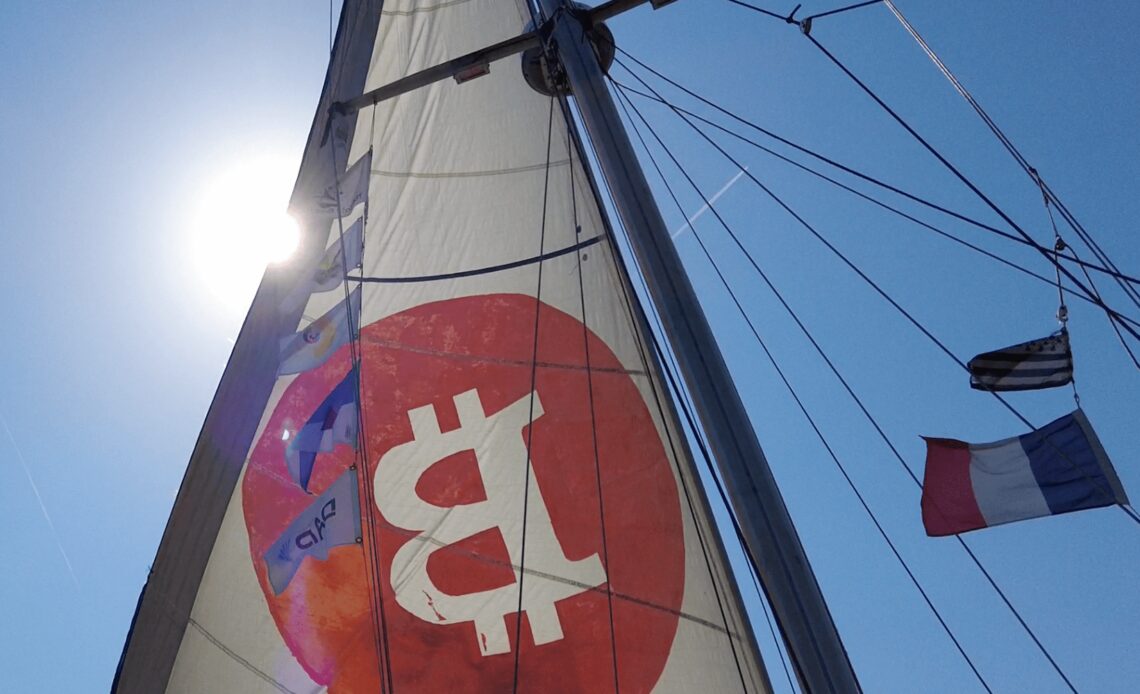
xmin=381 ymin=0 xmax=476 ymax=17
xmin=358 ymin=334 xmax=646 ymax=376
xmin=371 ymin=158 xmax=570 ymax=179
xmin=185 ymin=619 xmax=299 ymax=694
xmin=397 ymin=533 xmax=737 ymax=636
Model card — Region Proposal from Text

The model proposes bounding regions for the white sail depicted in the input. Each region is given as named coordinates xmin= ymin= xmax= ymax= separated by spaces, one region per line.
xmin=118 ymin=2 xmax=769 ymax=692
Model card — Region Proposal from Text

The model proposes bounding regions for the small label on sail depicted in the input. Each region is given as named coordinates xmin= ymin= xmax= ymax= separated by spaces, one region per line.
xmin=921 ymin=409 xmax=1129 ymax=536
xmin=967 ymin=331 xmax=1073 ymax=391
xmin=263 ymin=468 xmax=361 ymax=595
xmin=316 ymin=150 xmax=372 ymax=218
xmin=278 ymin=287 xmax=361 ymax=375
xmin=285 ymin=368 xmax=359 ymax=491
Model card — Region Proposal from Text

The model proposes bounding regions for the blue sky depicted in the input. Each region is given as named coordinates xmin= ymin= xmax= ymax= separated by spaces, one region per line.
xmin=2 ymin=1 xmax=1138 ymax=692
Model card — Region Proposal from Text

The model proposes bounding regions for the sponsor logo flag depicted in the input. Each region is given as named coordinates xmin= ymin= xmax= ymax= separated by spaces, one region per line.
xmin=921 ymin=409 xmax=1128 ymax=536
xmin=316 ymin=150 xmax=372 ymax=218
xmin=264 ymin=468 xmax=361 ymax=595
xmin=280 ymin=217 xmax=364 ymax=314
xmin=278 ymin=287 xmax=361 ymax=375
xmin=286 ymin=369 xmax=358 ymax=492
xmin=967 ymin=331 xmax=1073 ymax=391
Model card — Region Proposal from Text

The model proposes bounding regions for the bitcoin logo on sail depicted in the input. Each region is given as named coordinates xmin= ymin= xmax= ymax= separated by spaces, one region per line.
xmin=244 ymin=294 xmax=686 ymax=692
xmin=375 ymin=388 xmax=607 ymax=656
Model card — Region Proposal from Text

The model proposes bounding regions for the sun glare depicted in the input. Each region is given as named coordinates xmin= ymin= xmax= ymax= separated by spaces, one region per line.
xmin=191 ymin=156 xmax=300 ymax=314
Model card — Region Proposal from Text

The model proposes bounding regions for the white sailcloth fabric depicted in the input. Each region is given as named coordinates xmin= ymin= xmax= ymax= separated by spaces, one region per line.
xmin=164 ymin=1 xmax=770 ymax=692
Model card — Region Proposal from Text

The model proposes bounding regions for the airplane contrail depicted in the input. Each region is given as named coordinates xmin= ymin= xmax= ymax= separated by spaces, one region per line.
xmin=671 ymin=166 xmax=750 ymax=240
xmin=1 ymin=412 xmax=79 ymax=588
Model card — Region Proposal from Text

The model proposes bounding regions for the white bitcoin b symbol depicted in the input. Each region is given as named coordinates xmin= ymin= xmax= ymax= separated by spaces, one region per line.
xmin=375 ymin=388 xmax=606 ymax=656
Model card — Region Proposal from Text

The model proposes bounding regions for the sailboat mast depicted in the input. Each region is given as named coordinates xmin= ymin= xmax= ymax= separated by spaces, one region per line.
xmin=537 ymin=2 xmax=860 ymax=690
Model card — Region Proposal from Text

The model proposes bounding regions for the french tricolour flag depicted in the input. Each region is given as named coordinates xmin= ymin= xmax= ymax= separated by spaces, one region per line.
xmin=921 ymin=409 xmax=1128 ymax=536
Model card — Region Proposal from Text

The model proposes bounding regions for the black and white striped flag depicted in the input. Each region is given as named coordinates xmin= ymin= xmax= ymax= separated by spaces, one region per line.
xmin=968 ymin=331 xmax=1073 ymax=391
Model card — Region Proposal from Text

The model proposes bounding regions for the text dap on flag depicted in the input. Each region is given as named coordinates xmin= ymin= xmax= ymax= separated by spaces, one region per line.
xmin=263 ymin=468 xmax=361 ymax=595
xmin=967 ymin=330 xmax=1073 ymax=392
xmin=242 ymin=294 xmax=687 ymax=693
xmin=921 ymin=409 xmax=1129 ymax=536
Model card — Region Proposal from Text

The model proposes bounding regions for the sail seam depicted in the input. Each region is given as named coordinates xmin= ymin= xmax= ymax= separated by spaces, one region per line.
xmin=398 ymin=533 xmax=737 ymax=635
xmin=371 ymin=158 xmax=571 ymax=179
xmin=357 ymin=334 xmax=646 ymax=376
xmin=381 ymin=0 xmax=475 ymax=17
xmin=185 ymin=619 xmax=299 ymax=694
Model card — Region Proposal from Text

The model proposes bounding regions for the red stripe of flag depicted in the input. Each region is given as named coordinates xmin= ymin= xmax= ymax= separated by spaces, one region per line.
xmin=921 ymin=437 xmax=988 ymax=536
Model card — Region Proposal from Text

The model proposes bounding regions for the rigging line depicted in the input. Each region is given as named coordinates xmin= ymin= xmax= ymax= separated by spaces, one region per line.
xmin=348 ymin=235 xmax=602 ymax=283
xmin=1044 ymin=179 xmax=1140 ymax=310
xmin=610 ymin=79 xmax=1122 ymax=321
xmin=330 ymin=141 xmax=394 ymax=693
xmin=723 ymin=0 xmax=791 ymax=24
xmin=804 ymin=0 xmax=882 ymax=23
xmin=608 ymin=50 xmax=1140 ymax=297
xmin=1073 ymin=248 xmax=1140 ymax=371
xmin=615 ymin=75 xmax=1109 ymax=692
xmin=620 ymin=82 xmax=828 ymax=693
xmin=1045 ymin=196 xmax=1140 ymax=372
xmin=561 ymin=88 xmax=759 ymax=686
xmin=620 ymin=83 xmax=798 ymax=688
xmin=564 ymin=115 xmax=621 ymax=692
xmin=607 ymin=90 xmax=755 ymax=693
xmin=651 ymin=311 xmax=800 ymax=694
xmin=631 ymin=232 xmax=796 ymax=693
xmin=749 ymin=565 xmax=799 ymax=694
xmin=619 ymin=85 xmax=995 ymax=693
xmin=882 ymin=0 xmax=1140 ymax=314
xmin=616 ymin=63 xmax=1140 ymax=532
xmin=512 ymin=96 xmax=556 ymax=694
xmin=801 ymin=34 xmax=1140 ymax=348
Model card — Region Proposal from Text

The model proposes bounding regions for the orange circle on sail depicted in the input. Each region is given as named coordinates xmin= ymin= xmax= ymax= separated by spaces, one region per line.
xmin=243 ymin=294 xmax=685 ymax=692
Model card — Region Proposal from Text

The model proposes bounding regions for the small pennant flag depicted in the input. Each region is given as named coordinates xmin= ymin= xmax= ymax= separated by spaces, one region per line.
xmin=967 ymin=331 xmax=1073 ymax=392
xmin=921 ymin=409 xmax=1128 ymax=536
xmin=280 ymin=218 xmax=364 ymax=314
xmin=278 ymin=287 xmax=361 ymax=376
xmin=286 ymin=369 xmax=358 ymax=492
xmin=263 ymin=467 xmax=361 ymax=595
xmin=317 ymin=150 xmax=372 ymax=217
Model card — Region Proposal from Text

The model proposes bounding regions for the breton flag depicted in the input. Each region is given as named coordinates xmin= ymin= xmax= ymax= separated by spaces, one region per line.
xmin=280 ymin=217 xmax=364 ymax=314
xmin=967 ymin=331 xmax=1073 ymax=391
xmin=263 ymin=468 xmax=361 ymax=595
xmin=285 ymin=369 xmax=358 ymax=492
xmin=316 ymin=150 xmax=372 ymax=218
xmin=921 ymin=409 xmax=1128 ymax=536
xmin=278 ymin=287 xmax=361 ymax=375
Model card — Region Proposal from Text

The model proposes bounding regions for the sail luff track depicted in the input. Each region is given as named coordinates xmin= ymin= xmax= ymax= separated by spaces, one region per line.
xmin=110 ymin=4 xmax=384 ymax=692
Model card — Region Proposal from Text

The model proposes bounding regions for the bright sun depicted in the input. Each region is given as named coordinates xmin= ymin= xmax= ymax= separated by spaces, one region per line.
xmin=191 ymin=155 xmax=300 ymax=314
